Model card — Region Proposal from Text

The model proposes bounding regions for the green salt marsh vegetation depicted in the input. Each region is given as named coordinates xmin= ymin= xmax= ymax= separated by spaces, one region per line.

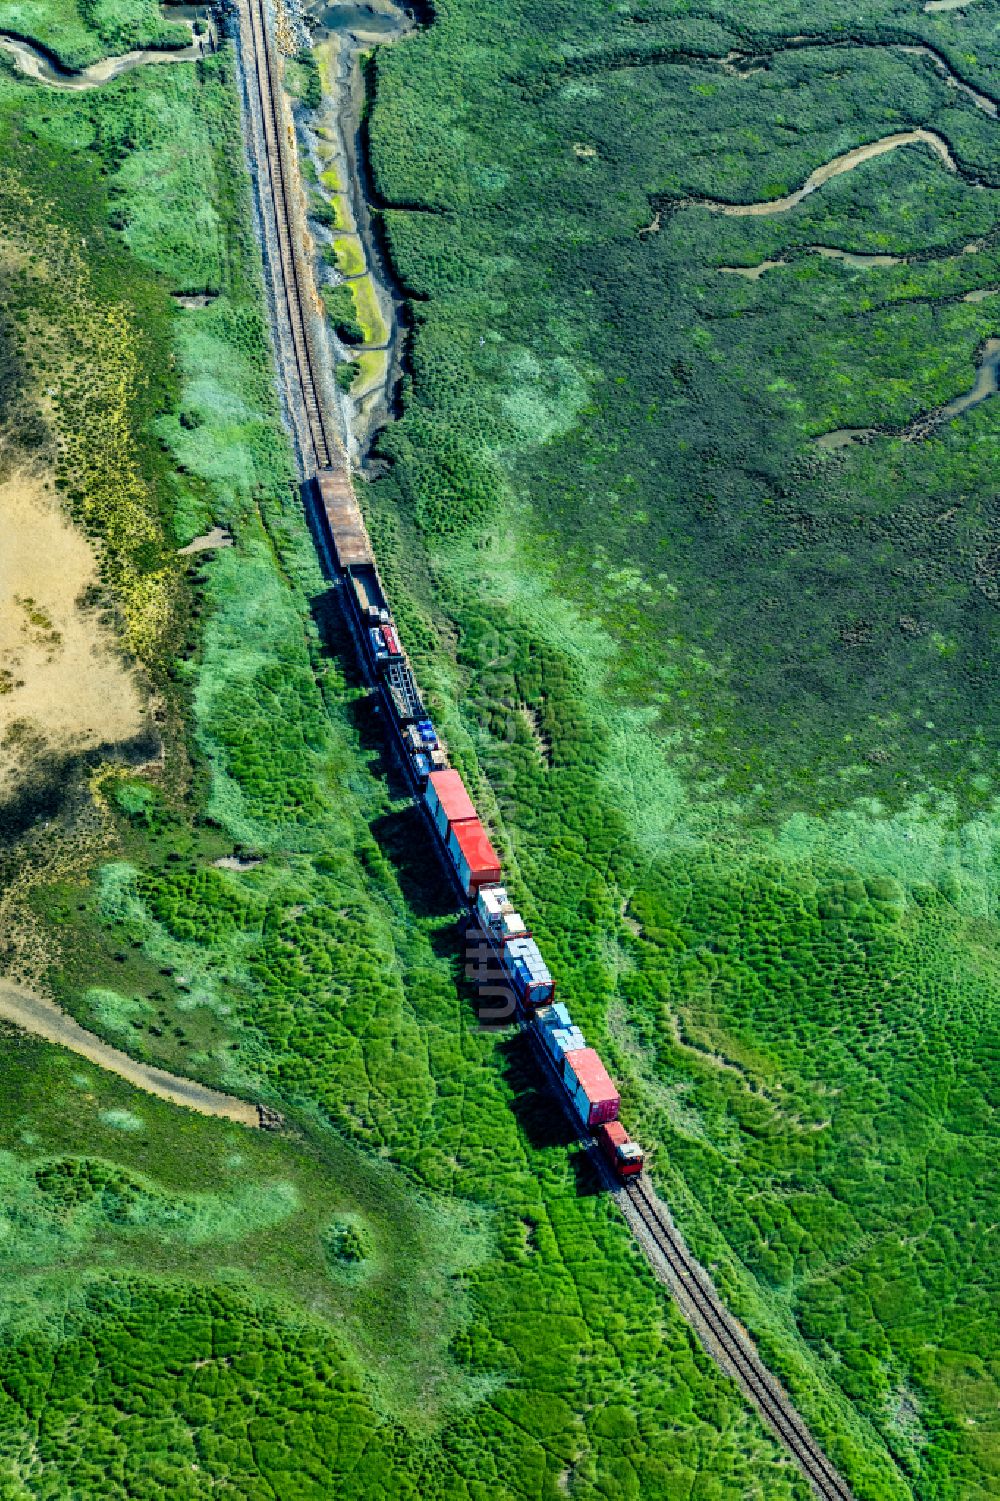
xmin=0 ymin=20 xmax=814 ymax=1501
xmin=0 ymin=0 xmax=190 ymax=69
xmin=2 ymin=0 xmax=999 ymax=1492
xmin=355 ymin=0 xmax=1000 ymax=1495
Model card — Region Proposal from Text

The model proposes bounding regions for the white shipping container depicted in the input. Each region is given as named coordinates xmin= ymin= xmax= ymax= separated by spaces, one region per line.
xmin=477 ymin=885 xmax=509 ymax=926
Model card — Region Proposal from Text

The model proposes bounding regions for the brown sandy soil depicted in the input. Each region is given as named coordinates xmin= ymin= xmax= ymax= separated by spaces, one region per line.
xmin=0 ymin=977 xmax=260 ymax=1125
xmin=0 ymin=471 xmax=148 ymax=798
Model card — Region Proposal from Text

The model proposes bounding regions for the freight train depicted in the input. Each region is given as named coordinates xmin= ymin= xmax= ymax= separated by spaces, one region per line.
xmin=312 ymin=469 xmax=644 ymax=1180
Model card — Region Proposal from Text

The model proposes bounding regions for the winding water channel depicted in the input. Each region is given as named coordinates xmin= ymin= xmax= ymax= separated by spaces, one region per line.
xmin=295 ymin=0 xmax=412 ymax=455
xmin=4 ymin=5 xmax=998 ymax=1111
xmin=703 ymin=129 xmax=958 ymax=216
xmin=721 ymin=37 xmax=998 ymax=120
xmin=0 ymin=23 xmax=209 ymax=89
xmin=817 ymin=336 xmax=1000 ymax=449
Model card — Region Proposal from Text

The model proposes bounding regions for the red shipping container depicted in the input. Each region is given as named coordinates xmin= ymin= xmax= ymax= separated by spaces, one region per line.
xmin=565 ymin=1048 xmax=620 ymax=1125
xmin=381 ymin=624 xmax=401 ymax=656
xmin=447 ymin=817 xmax=501 ymax=896
xmin=426 ymin=769 xmax=477 ymax=840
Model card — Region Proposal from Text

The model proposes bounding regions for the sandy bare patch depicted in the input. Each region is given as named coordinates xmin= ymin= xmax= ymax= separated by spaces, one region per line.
xmin=0 ymin=472 xmax=147 ymax=797
xmin=177 ymin=525 xmax=233 ymax=555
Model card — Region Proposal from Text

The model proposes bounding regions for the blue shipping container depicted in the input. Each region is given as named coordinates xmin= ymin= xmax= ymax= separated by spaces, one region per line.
xmin=550 ymin=1026 xmax=586 ymax=1064
xmin=538 ymin=1021 xmax=561 ymax=1065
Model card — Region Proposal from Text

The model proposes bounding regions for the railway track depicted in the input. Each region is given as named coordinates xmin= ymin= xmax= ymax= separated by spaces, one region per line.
xmin=527 ymin=1018 xmax=855 ymax=1499
xmin=234 ymin=12 xmax=860 ymax=1499
xmin=624 ymin=1178 xmax=855 ymax=1501
xmin=241 ymin=0 xmax=335 ymax=473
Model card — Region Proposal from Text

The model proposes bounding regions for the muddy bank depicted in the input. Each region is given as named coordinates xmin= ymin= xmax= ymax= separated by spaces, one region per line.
xmin=704 ymin=130 xmax=957 ymax=217
xmin=0 ymin=978 xmax=261 ymax=1125
xmin=720 ymin=246 xmax=904 ymax=276
xmin=721 ymin=245 xmax=904 ymax=275
xmin=817 ymin=335 xmax=1000 ymax=449
xmin=717 ymin=232 xmax=1000 ymax=277
xmin=296 ymin=2 xmax=413 ymax=458
xmin=0 ymin=18 xmax=213 ymax=90
xmin=177 ymin=524 xmax=233 ymax=554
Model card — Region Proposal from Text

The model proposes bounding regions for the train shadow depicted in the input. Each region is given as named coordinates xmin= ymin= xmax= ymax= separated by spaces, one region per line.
xmin=497 ymin=1031 xmax=605 ymax=1197
xmin=498 ymin=1030 xmax=575 ymax=1152
xmin=299 ymin=477 xmax=337 ymax=583
xmin=369 ymin=803 xmax=458 ymax=920
xmin=307 ymin=584 xmax=405 ymax=793
xmin=300 ymin=487 xmax=609 ymax=1197
xmin=569 ymin=1145 xmax=604 ymax=1198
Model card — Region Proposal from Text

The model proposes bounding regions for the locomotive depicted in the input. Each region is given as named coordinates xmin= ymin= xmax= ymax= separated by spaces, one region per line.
xmin=313 ymin=469 xmax=644 ymax=1180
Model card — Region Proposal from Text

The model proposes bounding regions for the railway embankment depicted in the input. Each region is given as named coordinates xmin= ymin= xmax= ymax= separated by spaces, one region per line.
xmin=230 ymin=0 xmax=343 ymax=473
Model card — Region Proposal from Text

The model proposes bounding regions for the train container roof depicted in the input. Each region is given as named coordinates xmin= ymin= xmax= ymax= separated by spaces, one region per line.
xmin=449 ymin=817 xmax=501 ymax=880
xmin=557 ymin=1026 xmax=586 ymax=1048
xmin=600 ymin=1121 xmax=630 ymax=1147
xmin=566 ymin=1048 xmax=618 ymax=1104
xmin=510 ymin=943 xmax=551 ymax=982
xmin=477 ymin=884 xmax=509 ymax=916
xmin=316 ymin=469 xmax=372 ymax=568
xmin=428 ymin=769 xmax=478 ymax=828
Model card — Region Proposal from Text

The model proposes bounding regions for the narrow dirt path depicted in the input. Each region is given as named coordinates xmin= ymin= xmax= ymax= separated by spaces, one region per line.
xmin=0 ymin=979 xmax=260 ymax=1125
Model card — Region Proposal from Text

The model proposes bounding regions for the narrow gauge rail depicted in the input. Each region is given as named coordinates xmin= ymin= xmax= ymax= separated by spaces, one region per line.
xmin=624 ymin=1181 xmax=855 ymax=1501
xmin=242 ymin=0 xmax=335 ymax=471
xmin=234 ymin=5 xmax=858 ymax=1496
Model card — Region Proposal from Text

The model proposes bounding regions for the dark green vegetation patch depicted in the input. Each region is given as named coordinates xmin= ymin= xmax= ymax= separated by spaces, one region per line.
xmin=358 ymin=0 xmax=1000 ymax=1495
xmin=0 ymin=25 xmax=808 ymax=1501
xmin=0 ymin=0 xmax=998 ymax=1494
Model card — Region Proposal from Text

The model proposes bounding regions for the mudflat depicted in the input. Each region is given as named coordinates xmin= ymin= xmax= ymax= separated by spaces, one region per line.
xmin=0 ymin=471 xmax=146 ymax=797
